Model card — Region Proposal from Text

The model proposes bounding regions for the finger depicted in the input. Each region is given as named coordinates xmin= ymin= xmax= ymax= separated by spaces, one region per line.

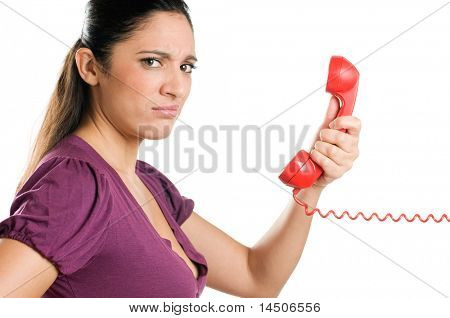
xmin=309 ymin=96 xmax=340 ymax=151
xmin=322 ymin=95 xmax=341 ymax=128
xmin=319 ymin=128 xmax=358 ymax=153
xmin=313 ymin=140 xmax=353 ymax=166
xmin=329 ymin=116 xmax=361 ymax=137
xmin=310 ymin=148 xmax=342 ymax=179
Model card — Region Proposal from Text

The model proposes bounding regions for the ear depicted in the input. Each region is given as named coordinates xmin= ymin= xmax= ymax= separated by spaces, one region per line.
xmin=74 ymin=47 xmax=100 ymax=86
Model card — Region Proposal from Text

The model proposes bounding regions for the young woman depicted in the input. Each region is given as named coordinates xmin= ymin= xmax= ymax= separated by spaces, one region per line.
xmin=0 ymin=0 xmax=361 ymax=298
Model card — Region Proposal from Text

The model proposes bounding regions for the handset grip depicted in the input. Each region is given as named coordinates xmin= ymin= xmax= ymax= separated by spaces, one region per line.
xmin=278 ymin=56 xmax=359 ymax=189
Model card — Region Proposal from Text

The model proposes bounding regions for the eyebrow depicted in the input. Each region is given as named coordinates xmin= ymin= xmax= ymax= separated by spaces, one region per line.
xmin=137 ymin=50 xmax=198 ymax=62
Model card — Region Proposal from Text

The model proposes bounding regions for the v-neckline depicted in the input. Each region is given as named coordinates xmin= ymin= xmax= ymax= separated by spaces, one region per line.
xmin=134 ymin=166 xmax=201 ymax=281
xmin=65 ymin=134 xmax=201 ymax=283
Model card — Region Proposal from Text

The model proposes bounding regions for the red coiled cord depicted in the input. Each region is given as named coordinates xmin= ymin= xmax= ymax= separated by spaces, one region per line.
xmin=292 ymin=188 xmax=450 ymax=223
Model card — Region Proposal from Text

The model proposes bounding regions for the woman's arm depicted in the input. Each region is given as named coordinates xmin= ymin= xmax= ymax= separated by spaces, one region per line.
xmin=247 ymin=185 xmax=323 ymax=296
xmin=182 ymin=98 xmax=361 ymax=297
xmin=0 ymin=238 xmax=58 ymax=297
xmin=181 ymin=186 xmax=322 ymax=298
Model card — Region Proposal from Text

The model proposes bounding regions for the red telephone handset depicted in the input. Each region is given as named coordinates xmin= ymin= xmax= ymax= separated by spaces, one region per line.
xmin=277 ymin=56 xmax=448 ymax=223
xmin=279 ymin=56 xmax=359 ymax=190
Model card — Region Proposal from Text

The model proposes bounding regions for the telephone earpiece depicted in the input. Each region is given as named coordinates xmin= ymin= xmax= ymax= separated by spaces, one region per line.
xmin=326 ymin=56 xmax=359 ymax=133
xmin=279 ymin=56 xmax=359 ymax=190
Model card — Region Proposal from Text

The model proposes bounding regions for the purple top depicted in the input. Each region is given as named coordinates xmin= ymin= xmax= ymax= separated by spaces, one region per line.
xmin=0 ymin=134 xmax=208 ymax=297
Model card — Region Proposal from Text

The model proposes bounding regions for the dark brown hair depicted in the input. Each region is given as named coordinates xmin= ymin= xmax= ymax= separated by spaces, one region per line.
xmin=16 ymin=0 xmax=193 ymax=193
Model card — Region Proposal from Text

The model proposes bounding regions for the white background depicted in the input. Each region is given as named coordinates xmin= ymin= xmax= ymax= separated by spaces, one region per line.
xmin=0 ymin=0 xmax=449 ymax=316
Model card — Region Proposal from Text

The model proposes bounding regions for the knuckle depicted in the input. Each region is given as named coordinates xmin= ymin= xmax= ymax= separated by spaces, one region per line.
xmin=337 ymin=133 xmax=346 ymax=145
xmin=328 ymin=145 xmax=338 ymax=157
xmin=334 ymin=118 xmax=341 ymax=127
xmin=322 ymin=161 xmax=330 ymax=170
xmin=311 ymin=149 xmax=319 ymax=159
xmin=332 ymin=168 xmax=343 ymax=179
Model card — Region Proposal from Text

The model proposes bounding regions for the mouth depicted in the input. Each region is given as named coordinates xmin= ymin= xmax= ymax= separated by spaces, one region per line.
xmin=151 ymin=105 xmax=179 ymax=119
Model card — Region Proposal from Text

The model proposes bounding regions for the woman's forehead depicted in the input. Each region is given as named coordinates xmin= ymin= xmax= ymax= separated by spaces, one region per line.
xmin=121 ymin=12 xmax=195 ymax=57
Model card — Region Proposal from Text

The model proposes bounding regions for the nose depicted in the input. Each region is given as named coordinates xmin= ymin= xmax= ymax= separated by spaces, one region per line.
xmin=160 ymin=65 xmax=188 ymax=99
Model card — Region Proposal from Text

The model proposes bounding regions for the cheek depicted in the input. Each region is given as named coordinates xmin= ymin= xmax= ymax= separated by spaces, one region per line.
xmin=126 ymin=63 xmax=170 ymax=112
xmin=107 ymin=68 xmax=160 ymax=120
xmin=105 ymin=77 xmax=176 ymax=138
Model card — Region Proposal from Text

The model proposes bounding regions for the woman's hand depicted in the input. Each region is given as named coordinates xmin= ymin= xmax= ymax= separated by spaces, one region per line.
xmin=308 ymin=96 xmax=361 ymax=189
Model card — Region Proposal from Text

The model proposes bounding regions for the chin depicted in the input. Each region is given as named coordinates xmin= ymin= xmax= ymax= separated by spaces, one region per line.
xmin=138 ymin=123 xmax=174 ymax=140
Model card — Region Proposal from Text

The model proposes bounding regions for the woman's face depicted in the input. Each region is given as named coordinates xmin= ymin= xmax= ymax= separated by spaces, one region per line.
xmin=94 ymin=11 xmax=196 ymax=140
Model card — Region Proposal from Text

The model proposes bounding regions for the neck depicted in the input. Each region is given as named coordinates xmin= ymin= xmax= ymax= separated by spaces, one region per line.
xmin=72 ymin=107 xmax=143 ymax=178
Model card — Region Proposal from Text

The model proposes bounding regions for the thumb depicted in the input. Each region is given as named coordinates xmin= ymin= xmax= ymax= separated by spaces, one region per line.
xmin=308 ymin=95 xmax=340 ymax=152
xmin=321 ymin=95 xmax=340 ymax=129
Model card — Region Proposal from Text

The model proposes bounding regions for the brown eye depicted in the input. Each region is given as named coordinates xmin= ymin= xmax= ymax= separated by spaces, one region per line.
xmin=181 ymin=64 xmax=196 ymax=74
xmin=142 ymin=58 xmax=162 ymax=68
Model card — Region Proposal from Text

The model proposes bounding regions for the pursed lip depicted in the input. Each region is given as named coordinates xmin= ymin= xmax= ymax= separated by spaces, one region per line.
xmin=151 ymin=105 xmax=179 ymax=111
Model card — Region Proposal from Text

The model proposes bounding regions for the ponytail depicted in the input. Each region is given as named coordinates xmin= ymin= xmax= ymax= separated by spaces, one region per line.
xmin=15 ymin=38 xmax=90 ymax=194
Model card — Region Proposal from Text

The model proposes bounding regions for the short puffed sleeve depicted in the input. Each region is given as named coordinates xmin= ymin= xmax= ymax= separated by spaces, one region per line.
xmin=171 ymin=190 xmax=195 ymax=226
xmin=158 ymin=174 xmax=195 ymax=226
xmin=0 ymin=157 xmax=112 ymax=276
xmin=139 ymin=162 xmax=195 ymax=226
